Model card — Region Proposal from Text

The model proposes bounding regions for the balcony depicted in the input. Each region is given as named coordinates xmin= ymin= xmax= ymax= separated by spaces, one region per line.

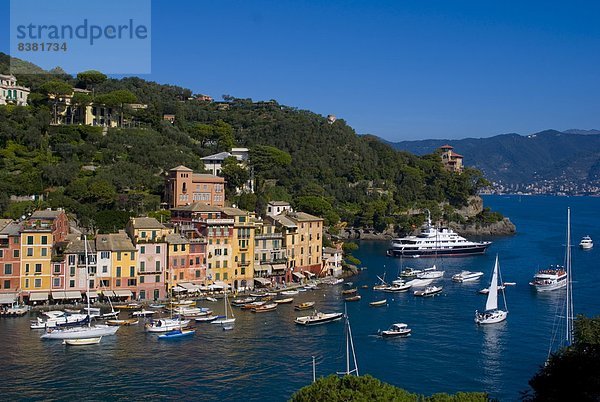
xmin=206 ymin=218 xmax=234 ymax=225
xmin=255 ymin=232 xmax=283 ymax=240
xmin=239 ymin=260 xmax=251 ymax=267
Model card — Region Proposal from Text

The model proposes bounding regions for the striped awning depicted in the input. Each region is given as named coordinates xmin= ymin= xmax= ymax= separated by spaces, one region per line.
xmin=102 ymin=290 xmax=116 ymax=297
xmin=64 ymin=291 xmax=82 ymax=299
xmin=113 ymin=290 xmax=132 ymax=297
xmin=29 ymin=292 xmax=49 ymax=301
xmin=52 ymin=291 xmax=67 ymax=300
xmin=253 ymin=277 xmax=271 ymax=286
xmin=292 ymin=272 xmax=304 ymax=279
xmin=86 ymin=291 xmax=98 ymax=299
xmin=271 ymin=263 xmax=286 ymax=271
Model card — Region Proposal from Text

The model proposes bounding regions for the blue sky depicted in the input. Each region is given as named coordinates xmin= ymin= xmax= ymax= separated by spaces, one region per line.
xmin=2 ymin=0 xmax=600 ymax=141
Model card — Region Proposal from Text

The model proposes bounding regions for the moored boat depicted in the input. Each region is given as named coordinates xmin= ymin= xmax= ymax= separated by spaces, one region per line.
xmin=195 ymin=315 xmax=218 ymax=323
xmin=387 ymin=210 xmax=491 ymax=257
xmin=452 ymin=271 xmax=484 ymax=282
xmin=145 ymin=318 xmax=191 ymax=333
xmin=106 ymin=318 xmax=138 ymax=326
xmin=369 ymin=299 xmax=387 ymax=307
xmin=399 ymin=268 xmax=422 ymax=278
xmin=416 ymin=266 xmax=444 ymax=279
xmin=274 ymin=298 xmax=294 ymax=304
xmin=413 ymin=285 xmax=443 ymax=297
xmin=158 ymin=329 xmax=195 ymax=339
xmin=404 ymin=278 xmax=434 ymax=288
xmin=280 ymin=290 xmax=299 ymax=296
xmin=344 ymin=295 xmax=361 ymax=302
xmin=294 ymin=311 xmax=343 ymax=326
xmin=579 ymin=235 xmax=593 ymax=249
xmin=63 ymin=337 xmax=102 ymax=346
xmin=475 ymin=255 xmax=508 ymax=325
xmin=252 ymin=303 xmax=278 ymax=313
xmin=341 ymin=288 xmax=357 ymax=295
xmin=294 ymin=301 xmax=316 ymax=311
xmin=379 ymin=323 xmax=411 ymax=338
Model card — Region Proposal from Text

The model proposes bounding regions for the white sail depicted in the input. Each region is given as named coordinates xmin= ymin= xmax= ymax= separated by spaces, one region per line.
xmin=485 ymin=255 xmax=499 ymax=311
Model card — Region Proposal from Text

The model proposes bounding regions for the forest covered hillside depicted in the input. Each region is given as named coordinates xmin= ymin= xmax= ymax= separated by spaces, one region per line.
xmin=0 ymin=53 xmax=494 ymax=233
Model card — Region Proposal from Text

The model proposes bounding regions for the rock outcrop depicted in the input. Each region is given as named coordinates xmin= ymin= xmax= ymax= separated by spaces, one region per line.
xmin=449 ymin=217 xmax=516 ymax=236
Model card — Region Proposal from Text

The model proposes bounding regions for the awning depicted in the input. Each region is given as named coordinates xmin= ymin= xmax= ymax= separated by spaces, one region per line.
xmin=0 ymin=293 xmax=17 ymax=304
xmin=292 ymin=272 xmax=304 ymax=280
xmin=86 ymin=291 xmax=98 ymax=299
xmin=65 ymin=291 xmax=82 ymax=299
xmin=172 ymin=286 xmax=186 ymax=292
xmin=271 ymin=263 xmax=286 ymax=271
xmin=178 ymin=282 xmax=201 ymax=291
xmin=29 ymin=292 xmax=49 ymax=301
xmin=52 ymin=291 xmax=67 ymax=300
xmin=303 ymin=271 xmax=316 ymax=278
xmin=113 ymin=290 xmax=133 ymax=297
xmin=102 ymin=290 xmax=116 ymax=297
xmin=253 ymin=277 xmax=271 ymax=286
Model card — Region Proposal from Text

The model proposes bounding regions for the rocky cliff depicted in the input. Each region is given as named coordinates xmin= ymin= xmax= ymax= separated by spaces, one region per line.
xmin=449 ymin=217 xmax=516 ymax=236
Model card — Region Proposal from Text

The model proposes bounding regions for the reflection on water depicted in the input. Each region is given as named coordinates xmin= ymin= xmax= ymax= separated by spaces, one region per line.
xmin=479 ymin=322 xmax=506 ymax=391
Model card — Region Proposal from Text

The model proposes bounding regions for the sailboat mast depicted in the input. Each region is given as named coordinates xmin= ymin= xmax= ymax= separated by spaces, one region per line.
xmin=84 ymin=235 xmax=91 ymax=328
xmin=566 ymin=208 xmax=573 ymax=346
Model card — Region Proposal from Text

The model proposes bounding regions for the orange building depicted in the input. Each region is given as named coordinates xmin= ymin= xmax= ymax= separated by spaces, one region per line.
xmin=439 ymin=144 xmax=464 ymax=173
xmin=165 ymin=165 xmax=225 ymax=208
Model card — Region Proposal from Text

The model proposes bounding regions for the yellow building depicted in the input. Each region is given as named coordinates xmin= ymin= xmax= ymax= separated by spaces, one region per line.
xmin=20 ymin=209 xmax=69 ymax=302
xmin=96 ymin=231 xmax=137 ymax=300
xmin=222 ymin=207 xmax=256 ymax=291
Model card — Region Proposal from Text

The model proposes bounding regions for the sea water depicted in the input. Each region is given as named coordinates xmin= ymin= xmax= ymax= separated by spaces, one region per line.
xmin=0 ymin=195 xmax=598 ymax=401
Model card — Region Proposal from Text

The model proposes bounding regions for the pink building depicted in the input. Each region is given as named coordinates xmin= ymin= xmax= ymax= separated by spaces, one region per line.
xmin=165 ymin=165 xmax=225 ymax=209
xmin=0 ymin=220 xmax=22 ymax=304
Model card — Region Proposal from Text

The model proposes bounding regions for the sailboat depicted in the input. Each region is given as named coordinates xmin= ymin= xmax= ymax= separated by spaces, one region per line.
xmin=211 ymin=288 xmax=235 ymax=325
xmin=547 ymin=208 xmax=575 ymax=361
xmin=336 ymin=306 xmax=359 ymax=377
xmin=41 ymin=235 xmax=120 ymax=340
xmin=475 ymin=254 xmax=508 ymax=325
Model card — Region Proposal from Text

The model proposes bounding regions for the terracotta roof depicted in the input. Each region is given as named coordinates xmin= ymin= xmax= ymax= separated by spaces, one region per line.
xmin=30 ymin=209 xmax=64 ymax=220
xmin=439 ymin=144 xmax=454 ymax=149
xmin=268 ymin=201 xmax=290 ymax=207
xmin=165 ymin=233 xmax=189 ymax=245
xmin=191 ymin=173 xmax=225 ymax=182
xmin=96 ymin=231 xmax=136 ymax=252
xmin=286 ymin=211 xmax=324 ymax=222
xmin=0 ymin=221 xmax=22 ymax=236
xmin=450 ymin=153 xmax=463 ymax=158
xmin=169 ymin=165 xmax=193 ymax=172
xmin=171 ymin=202 xmax=223 ymax=212
xmin=221 ymin=207 xmax=249 ymax=217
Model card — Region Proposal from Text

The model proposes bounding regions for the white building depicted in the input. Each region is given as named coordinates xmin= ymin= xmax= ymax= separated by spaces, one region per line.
xmin=266 ymin=201 xmax=292 ymax=218
xmin=201 ymin=148 xmax=253 ymax=193
xmin=322 ymin=246 xmax=343 ymax=277
xmin=0 ymin=74 xmax=30 ymax=106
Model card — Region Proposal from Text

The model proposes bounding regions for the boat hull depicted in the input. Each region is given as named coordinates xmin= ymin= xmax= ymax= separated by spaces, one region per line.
xmin=41 ymin=325 xmax=119 ymax=340
xmin=387 ymin=244 xmax=490 ymax=258
xmin=63 ymin=337 xmax=102 ymax=345
xmin=475 ymin=310 xmax=508 ymax=325
xmin=295 ymin=312 xmax=343 ymax=326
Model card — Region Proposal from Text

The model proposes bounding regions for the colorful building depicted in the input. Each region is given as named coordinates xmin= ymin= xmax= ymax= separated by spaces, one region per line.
xmin=99 ymin=231 xmax=137 ymax=300
xmin=0 ymin=74 xmax=30 ymax=106
xmin=20 ymin=209 xmax=69 ymax=303
xmin=253 ymin=220 xmax=286 ymax=286
xmin=439 ymin=144 xmax=464 ymax=173
xmin=222 ymin=207 xmax=256 ymax=290
xmin=165 ymin=166 xmax=226 ymax=208
xmin=126 ymin=217 xmax=170 ymax=300
xmin=0 ymin=220 xmax=22 ymax=303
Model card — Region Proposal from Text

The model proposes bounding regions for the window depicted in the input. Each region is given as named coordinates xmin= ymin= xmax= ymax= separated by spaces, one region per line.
xmin=130 ymin=267 xmax=135 ymax=277
xmin=27 ymin=236 xmax=33 ymax=245
xmin=223 ymin=261 xmax=227 ymax=268
xmin=215 ymin=273 xmax=220 ymax=280
xmin=140 ymin=246 xmax=145 ymax=254
xmin=139 ymin=290 xmax=146 ymax=300
xmin=241 ymin=267 xmax=245 ymax=275
xmin=117 ymin=252 xmax=122 ymax=261
xmin=140 ymin=276 xmax=144 ymax=283
xmin=174 ymin=245 xmax=178 ymax=252
xmin=52 ymin=277 xmax=60 ymax=287
xmin=34 ymin=278 xmax=42 ymax=288
xmin=195 ymin=270 xmax=200 ymax=278
xmin=155 ymin=261 xmax=160 ymax=271
xmin=153 ymin=289 xmax=160 ymax=300
xmin=141 ymin=231 xmax=147 ymax=238
xmin=181 ymin=258 xmax=185 ymax=266
xmin=25 ymin=278 xmax=29 ymax=288
xmin=68 ymin=255 xmax=75 ymax=265
xmin=155 ymin=275 xmax=160 ymax=283
xmin=115 ymin=279 xmax=121 ymax=287
xmin=155 ymin=246 xmax=160 ymax=254
xmin=4 ymin=280 xmax=10 ymax=289
xmin=173 ymin=259 xmax=177 ymax=267
xmin=101 ymin=251 xmax=109 ymax=259
xmin=102 ymin=265 xmax=108 ymax=274
xmin=179 ymin=272 xmax=183 ymax=280
xmin=116 ymin=267 xmax=122 ymax=277
xmin=0 ymin=250 xmax=3 ymax=258
xmin=140 ymin=261 xmax=145 ymax=272
xmin=4 ymin=264 xmax=12 ymax=275
xmin=127 ymin=279 xmax=137 ymax=286
xmin=223 ymin=273 xmax=228 ymax=280
xmin=181 ymin=245 xmax=186 ymax=252
xmin=41 ymin=248 xmax=47 ymax=257
xmin=70 ymin=266 xmax=75 ymax=276
xmin=53 ymin=264 xmax=60 ymax=274
xmin=41 ymin=236 xmax=48 ymax=245
xmin=35 ymin=264 xmax=42 ymax=274
xmin=131 ymin=252 xmax=134 ymax=259
xmin=69 ymin=279 xmax=75 ymax=288
xmin=27 ymin=248 xmax=34 ymax=257
xmin=13 ymin=249 xmax=19 ymax=258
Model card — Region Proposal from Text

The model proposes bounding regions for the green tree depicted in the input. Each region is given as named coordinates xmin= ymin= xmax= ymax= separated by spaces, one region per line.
xmin=95 ymin=89 xmax=137 ymax=127
xmin=76 ymin=70 xmax=107 ymax=90
xmin=220 ymin=156 xmax=250 ymax=198
xmin=40 ymin=80 xmax=73 ymax=124
xmin=70 ymin=92 xmax=93 ymax=124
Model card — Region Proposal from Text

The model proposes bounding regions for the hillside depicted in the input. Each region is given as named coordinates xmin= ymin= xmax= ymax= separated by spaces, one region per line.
xmin=0 ymin=53 xmax=495 ymax=234
xmin=386 ymin=130 xmax=600 ymax=194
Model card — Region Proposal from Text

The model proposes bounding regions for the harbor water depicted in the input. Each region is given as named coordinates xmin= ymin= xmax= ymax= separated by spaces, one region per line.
xmin=0 ymin=195 xmax=598 ymax=401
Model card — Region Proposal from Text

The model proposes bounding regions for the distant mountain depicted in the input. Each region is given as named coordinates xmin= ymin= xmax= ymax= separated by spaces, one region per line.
xmin=385 ymin=130 xmax=600 ymax=192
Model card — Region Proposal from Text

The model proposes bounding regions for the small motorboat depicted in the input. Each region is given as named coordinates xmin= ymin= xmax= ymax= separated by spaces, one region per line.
xmin=274 ymin=298 xmax=294 ymax=304
xmin=106 ymin=318 xmax=138 ymax=326
xmin=149 ymin=304 xmax=165 ymax=309
xmin=64 ymin=308 xmax=81 ymax=314
xmin=280 ymin=290 xmax=299 ymax=296
xmin=294 ymin=301 xmax=316 ymax=311
xmin=341 ymin=288 xmax=357 ymax=295
xmin=478 ymin=285 xmax=506 ymax=295
xmin=231 ymin=297 xmax=256 ymax=306
xmin=344 ymin=282 xmax=353 ymax=287
xmin=416 ymin=266 xmax=445 ymax=279
xmin=63 ymin=337 xmax=102 ymax=346
xmin=205 ymin=297 xmax=218 ymax=302
xmin=452 ymin=271 xmax=484 ymax=283
xmin=504 ymin=282 xmax=516 ymax=286
xmin=369 ymin=299 xmax=387 ymax=307
xmin=295 ymin=311 xmax=343 ymax=326
xmin=98 ymin=311 xmax=119 ymax=320
xmin=222 ymin=325 xmax=234 ymax=331
xmin=579 ymin=235 xmax=593 ymax=249
xmin=252 ymin=303 xmax=278 ymax=313
xmin=158 ymin=329 xmax=195 ymax=339
xmin=114 ymin=303 xmax=142 ymax=310
xmin=379 ymin=323 xmax=411 ymax=338
xmin=242 ymin=301 xmax=266 ymax=310
xmin=360 ymin=285 xmax=369 ymax=289
xmin=383 ymin=283 xmax=411 ymax=293
xmin=400 ymin=268 xmax=422 ymax=279
xmin=344 ymin=295 xmax=361 ymax=302
xmin=195 ymin=315 xmax=218 ymax=323
xmin=413 ymin=286 xmax=443 ymax=297
xmin=405 ymin=278 xmax=434 ymax=288
xmin=131 ymin=310 xmax=155 ymax=317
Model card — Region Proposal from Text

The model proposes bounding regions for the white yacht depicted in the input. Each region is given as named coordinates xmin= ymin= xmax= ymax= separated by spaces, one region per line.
xmin=475 ymin=255 xmax=508 ymax=325
xmin=294 ymin=311 xmax=343 ymax=326
xmin=529 ymin=266 xmax=567 ymax=292
xmin=579 ymin=236 xmax=593 ymax=249
xmin=416 ymin=265 xmax=444 ymax=279
xmin=452 ymin=271 xmax=484 ymax=282
xmin=387 ymin=210 xmax=491 ymax=257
